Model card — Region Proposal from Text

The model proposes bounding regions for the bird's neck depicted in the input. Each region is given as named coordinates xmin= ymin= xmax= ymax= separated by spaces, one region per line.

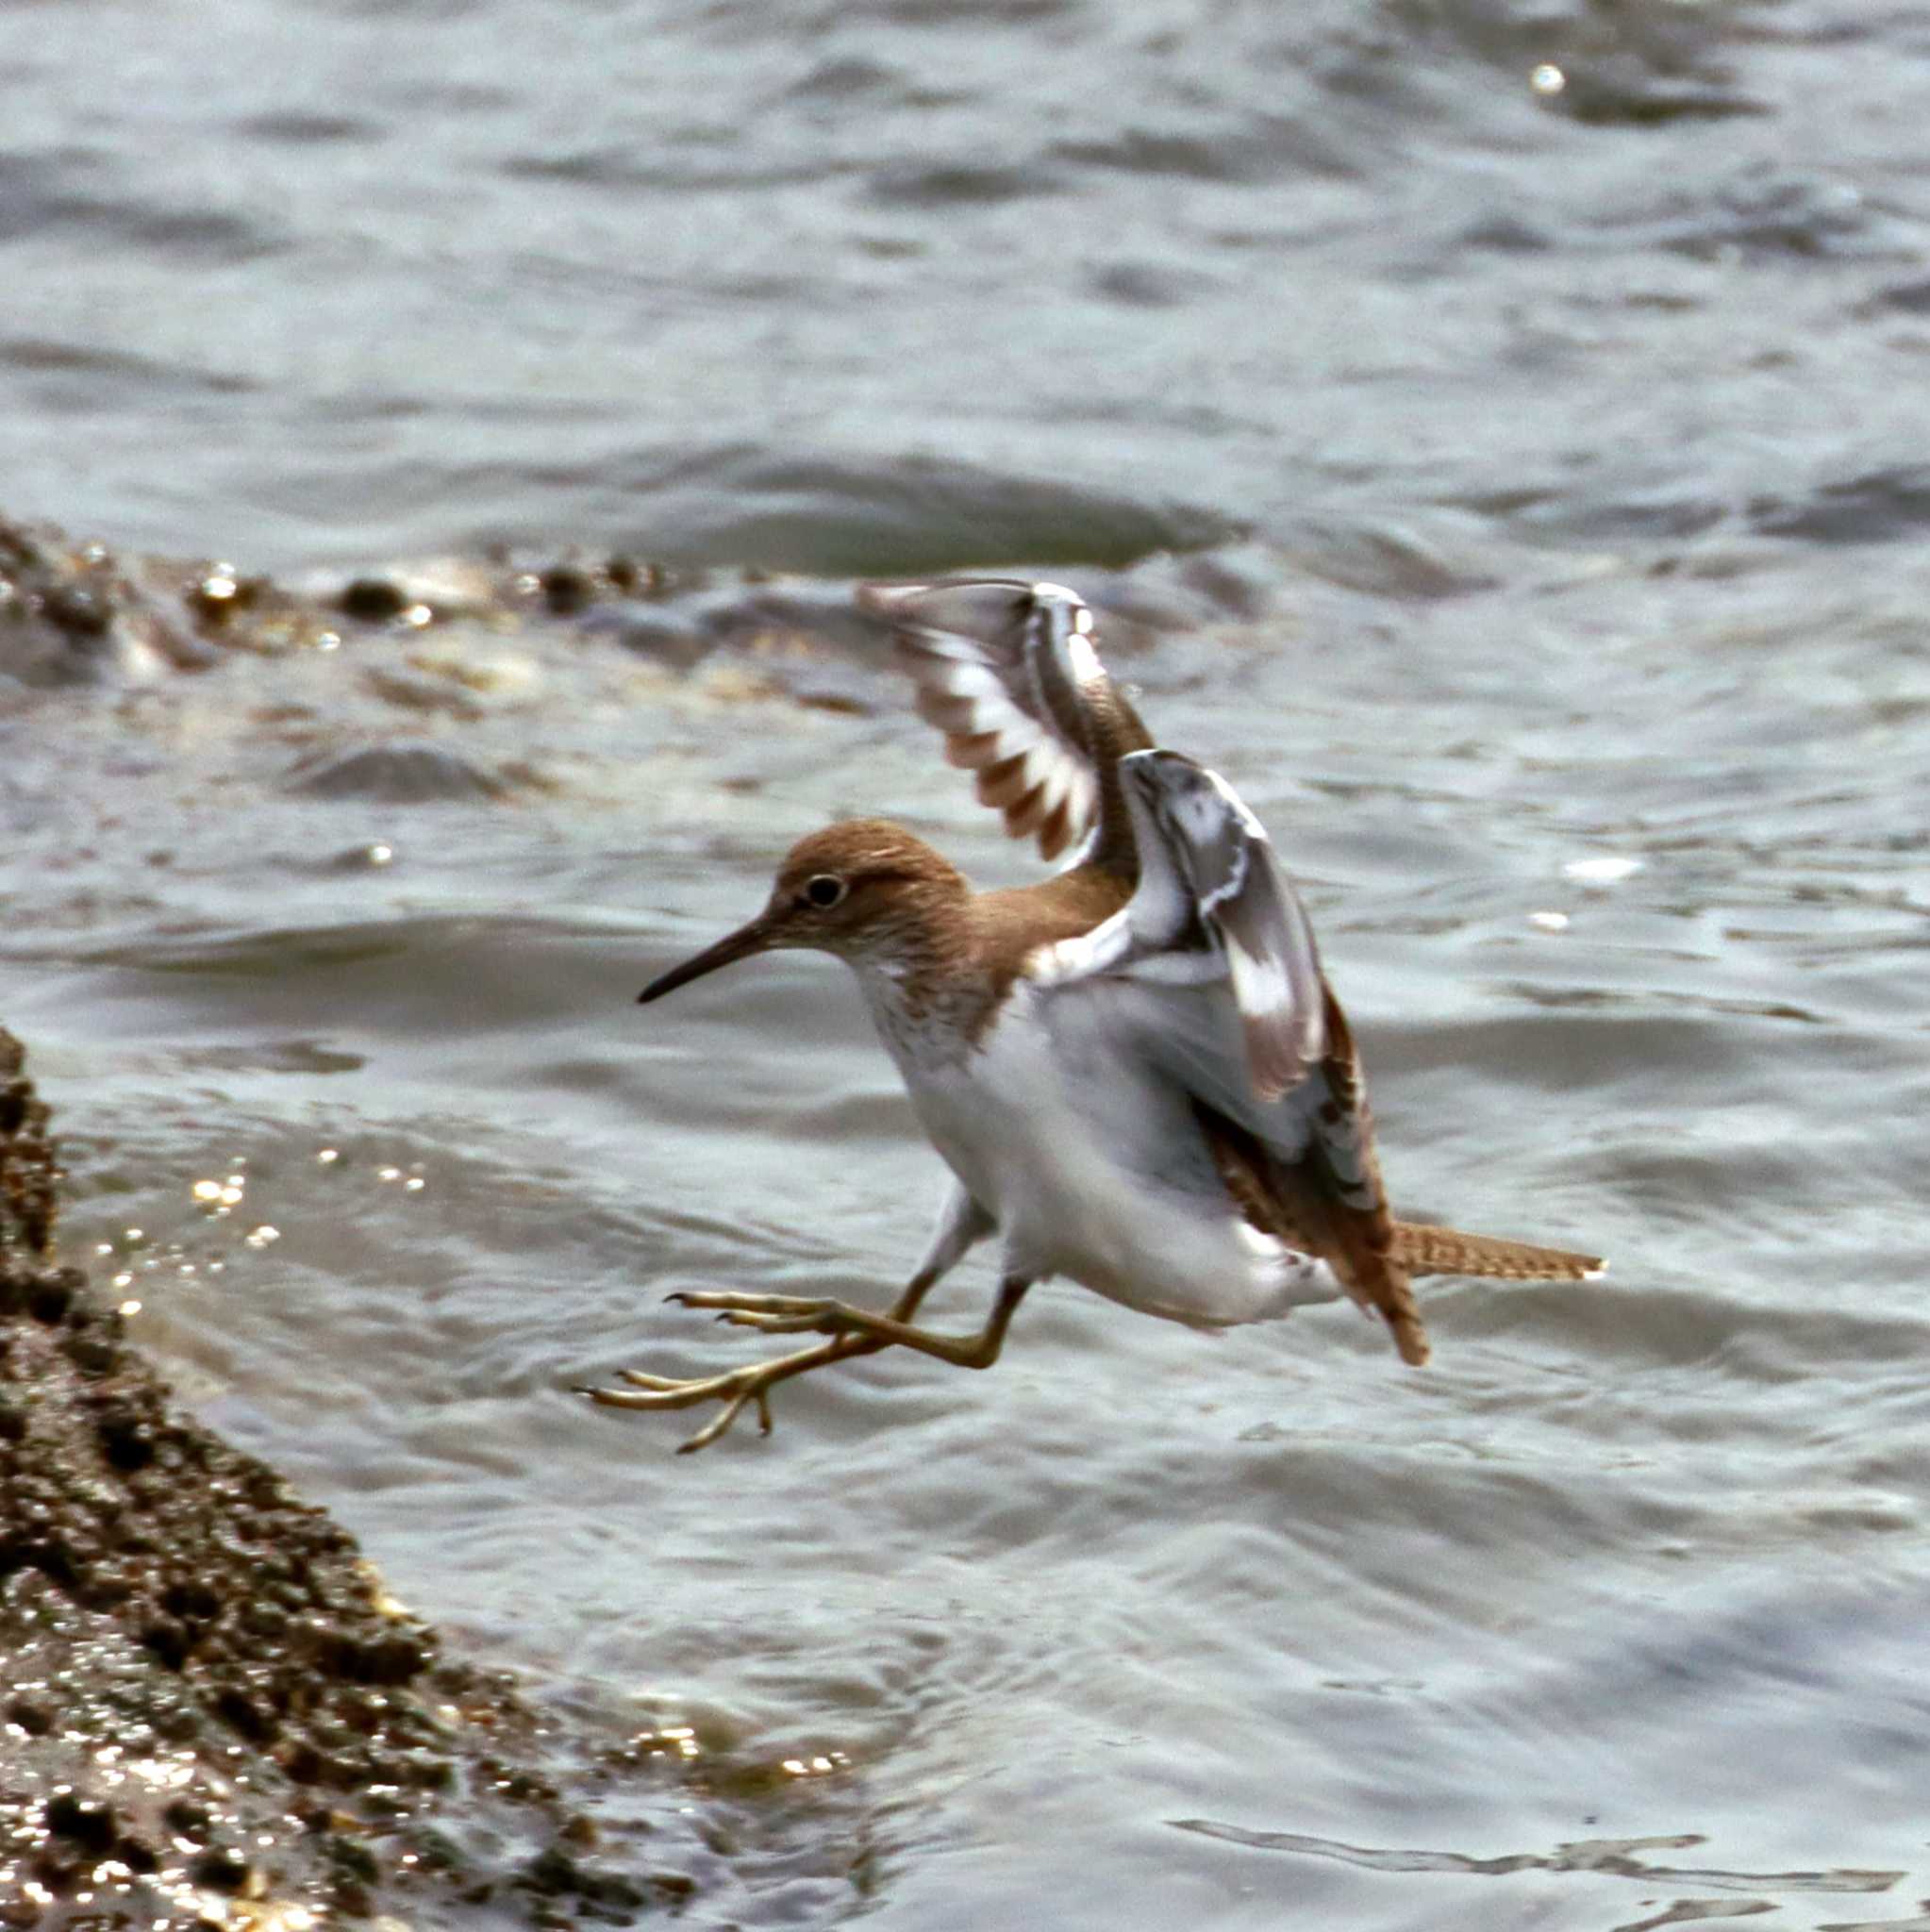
xmin=848 ymin=862 xmax=1132 ymax=1071
xmin=848 ymin=942 xmax=995 ymax=1074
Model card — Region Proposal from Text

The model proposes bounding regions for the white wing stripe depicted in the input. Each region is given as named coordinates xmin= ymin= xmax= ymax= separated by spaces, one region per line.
xmin=1104 ymin=749 xmax=1328 ymax=1106
xmin=872 ymin=577 xmax=1106 ymax=864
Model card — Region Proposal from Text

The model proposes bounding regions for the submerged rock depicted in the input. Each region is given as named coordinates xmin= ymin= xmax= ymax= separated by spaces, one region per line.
xmin=287 ymin=741 xmax=511 ymax=802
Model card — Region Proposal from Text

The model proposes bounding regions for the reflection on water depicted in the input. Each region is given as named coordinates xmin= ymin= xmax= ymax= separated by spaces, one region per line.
xmin=1170 ymin=1820 xmax=1903 ymax=1897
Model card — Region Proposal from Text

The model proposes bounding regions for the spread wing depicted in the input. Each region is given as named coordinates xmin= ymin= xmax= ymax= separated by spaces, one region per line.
xmin=1034 ymin=748 xmax=1429 ymax=1365
xmin=857 ymin=578 xmax=1149 ymax=868
xmin=1071 ymin=748 xmax=1328 ymax=1107
xmin=1026 ymin=748 xmax=1598 ymax=1361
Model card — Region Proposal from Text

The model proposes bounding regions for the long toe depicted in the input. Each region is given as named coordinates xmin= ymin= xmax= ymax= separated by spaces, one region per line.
xmin=716 ymin=1306 xmax=842 ymax=1335
xmin=674 ymin=1291 xmax=831 ymax=1315
xmin=592 ymin=1365 xmax=751 ymax=1408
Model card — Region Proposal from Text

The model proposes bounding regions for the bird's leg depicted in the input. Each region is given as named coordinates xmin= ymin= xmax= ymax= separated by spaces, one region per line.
xmin=674 ymin=1275 xmax=1031 ymax=1368
xmin=580 ymin=1191 xmax=1001 ymax=1452
xmin=579 ymin=1276 xmax=1030 ymax=1452
xmin=660 ymin=1182 xmax=989 ymax=1338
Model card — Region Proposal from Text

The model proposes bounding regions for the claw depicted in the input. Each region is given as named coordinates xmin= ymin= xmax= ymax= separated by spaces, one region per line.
xmin=676 ymin=1400 xmax=741 ymax=1454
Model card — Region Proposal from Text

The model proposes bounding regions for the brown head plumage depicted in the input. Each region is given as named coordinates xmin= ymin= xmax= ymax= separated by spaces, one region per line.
xmin=639 ymin=820 xmax=971 ymax=1003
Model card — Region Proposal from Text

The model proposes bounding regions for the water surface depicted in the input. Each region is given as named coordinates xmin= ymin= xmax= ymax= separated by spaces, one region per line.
xmin=5 ymin=0 xmax=1930 ymax=1924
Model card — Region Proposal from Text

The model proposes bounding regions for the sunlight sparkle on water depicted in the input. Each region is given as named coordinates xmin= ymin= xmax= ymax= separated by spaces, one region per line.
xmin=1564 ymin=856 xmax=1643 ymax=884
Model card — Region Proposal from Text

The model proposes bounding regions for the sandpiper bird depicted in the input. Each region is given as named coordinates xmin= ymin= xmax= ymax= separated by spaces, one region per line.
xmin=589 ymin=580 xmax=1604 ymax=1451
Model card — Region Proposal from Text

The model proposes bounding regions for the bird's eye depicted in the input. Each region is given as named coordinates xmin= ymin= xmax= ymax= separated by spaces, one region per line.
xmin=803 ymin=874 xmax=847 ymax=909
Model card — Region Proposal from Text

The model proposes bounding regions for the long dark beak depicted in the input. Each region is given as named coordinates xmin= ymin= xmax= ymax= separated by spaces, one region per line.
xmin=639 ymin=912 xmax=778 ymax=1004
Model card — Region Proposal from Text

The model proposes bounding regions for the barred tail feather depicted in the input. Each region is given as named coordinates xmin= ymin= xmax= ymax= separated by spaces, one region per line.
xmin=1391 ymin=1223 xmax=1606 ymax=1283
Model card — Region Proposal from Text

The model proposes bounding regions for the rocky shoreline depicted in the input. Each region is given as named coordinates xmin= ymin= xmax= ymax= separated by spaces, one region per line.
xmin=0 ymin=1027 xmax=692 ymax=1928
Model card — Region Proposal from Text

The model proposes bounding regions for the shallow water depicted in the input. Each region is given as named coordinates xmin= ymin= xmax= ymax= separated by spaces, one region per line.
xmin=7 ymin=0 xmax=1930 ymax=1924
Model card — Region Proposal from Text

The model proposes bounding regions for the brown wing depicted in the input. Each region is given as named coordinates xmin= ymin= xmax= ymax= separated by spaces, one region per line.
xmin=1194 ymin=985 xmax=1429 ymax=1367
xmin=858 ymin=578 xmax=1152 ymax=880
xmin=1199 ymin=981 xmax=1605 ymax=1363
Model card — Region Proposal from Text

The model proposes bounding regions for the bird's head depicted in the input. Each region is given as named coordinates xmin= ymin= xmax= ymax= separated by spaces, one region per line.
xmin=639 ymin=820 xmax=970 ymax=1003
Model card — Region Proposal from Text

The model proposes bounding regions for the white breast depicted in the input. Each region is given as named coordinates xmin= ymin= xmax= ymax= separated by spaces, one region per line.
xmin=860 ymin=971 xmax=1339 ymax=1328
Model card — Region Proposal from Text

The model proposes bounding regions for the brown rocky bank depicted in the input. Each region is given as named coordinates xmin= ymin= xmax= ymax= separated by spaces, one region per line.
xmin=0 ymin=1028 xmax=696 ymax=1928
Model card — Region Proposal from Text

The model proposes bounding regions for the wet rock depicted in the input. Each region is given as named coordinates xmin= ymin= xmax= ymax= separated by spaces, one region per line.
xmin=338 ymin=575 xmax=410 ymax=622
xmin=188 ymin=1843 xmax=254 ymax=1892
xmin=0 ymin=514 xmax=233 ymax=684
xmin=6 ymin=1695 xmax=53 ymax=1735
xmin=603 ymin=553 xmax=663 ymax=595
xmin=182 ymin=564 xmax=271 ymax=630
xmin=95 ymin=1399 xmax=158 ymax=1471
xmin=161 ymin=1796 xmax=211 ymax=1837
xmin=0 ymin=515 xmax=381 ymax=685
xmin=0 ymin=1024 xmax=722 ymax=1922
xmin=1554 ymin=69 xmax=1768 ymax=127
xmin=317 ymin=555 xmax=503 ymax=624
xmin=521 ymin=1841 xmax=649 ymax=1911
xmin=26 ymin=1265 xmax=80 ymax=1324
xmin=39 ymin=581 xmax=111 ymax=638
xmin=539 ymin=561 xmax=595 ymax=614
xmin=43 ymin=1791 xmax=117 ymax=1855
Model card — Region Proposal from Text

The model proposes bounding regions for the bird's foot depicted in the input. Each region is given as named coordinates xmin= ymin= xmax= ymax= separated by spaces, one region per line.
xmin=668 ymin=1289 xmax=878 ymax=1338
xmin=580 ymin=1359 xmax=775 ymax=1453
xmin=578 ymin=1328 xmax=879 ymax=1453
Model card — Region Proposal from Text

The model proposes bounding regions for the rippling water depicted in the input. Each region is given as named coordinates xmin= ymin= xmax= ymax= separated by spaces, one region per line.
xmin=6 ymin=0 xmax=1930 ymax=1924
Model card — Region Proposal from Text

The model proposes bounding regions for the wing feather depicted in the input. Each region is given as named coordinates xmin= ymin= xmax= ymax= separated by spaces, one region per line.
xmin=1116 ymin=749 xmax=1326 ymax=1103
xmin=1032 ymin=748 xmax=1423 ymax=1362
xmin=1027 ymin=747 xmax=1595 ymax=1363
xmin=858 ymin=578 xmax=1107 ymax=863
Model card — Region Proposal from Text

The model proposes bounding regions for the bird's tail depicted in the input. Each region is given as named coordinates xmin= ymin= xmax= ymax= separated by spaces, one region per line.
xmin=1390 ymin=1222 xmax=1606 ymax=1283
